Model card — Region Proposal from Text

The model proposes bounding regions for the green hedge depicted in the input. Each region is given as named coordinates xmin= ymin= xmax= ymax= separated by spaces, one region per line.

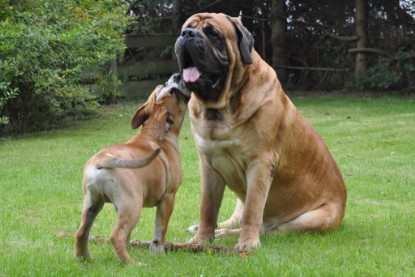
xmin=0 ymin=0 xmax=130 ymax=135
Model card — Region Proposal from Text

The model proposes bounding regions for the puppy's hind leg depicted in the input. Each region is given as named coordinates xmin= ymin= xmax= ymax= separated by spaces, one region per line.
xmin=151 ymin=192 xmax=175 ymax=254
xmin=75 ymin=191 xmax=104 ymax=259
xmin=110 ymin=198 xmax=141 ymax=263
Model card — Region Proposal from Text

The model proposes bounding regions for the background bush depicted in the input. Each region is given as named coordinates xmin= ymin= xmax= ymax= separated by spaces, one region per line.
xmin=0 ymin=0 xmax=130 ymax=135
xmin=355 ymin=50 xmax=415 ymax=91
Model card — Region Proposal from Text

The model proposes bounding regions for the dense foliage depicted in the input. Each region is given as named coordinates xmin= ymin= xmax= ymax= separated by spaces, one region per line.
xmin=128 ymin=0 xmax=415 ymax=91
xmin=0 ymin=0 xmax=130 ymax=135
xmin=1 ymin=0 xmax=414 ymax=135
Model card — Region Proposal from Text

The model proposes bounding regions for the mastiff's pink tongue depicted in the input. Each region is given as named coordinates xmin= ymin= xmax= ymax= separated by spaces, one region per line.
xmin=183 ymin=67 xmax=201 ymax=83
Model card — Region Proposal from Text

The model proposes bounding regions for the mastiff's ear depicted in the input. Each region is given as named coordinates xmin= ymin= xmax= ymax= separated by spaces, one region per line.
xmin=231 ymin=17 xmax=254 ymax=65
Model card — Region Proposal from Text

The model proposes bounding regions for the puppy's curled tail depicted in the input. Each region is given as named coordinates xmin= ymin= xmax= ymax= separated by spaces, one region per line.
xmin=96 ymin=148 xmax=160 ymax=169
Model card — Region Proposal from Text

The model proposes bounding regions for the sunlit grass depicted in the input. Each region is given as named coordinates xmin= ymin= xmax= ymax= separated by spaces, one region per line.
xmin=1 ymin=95 xmax=414 ymax=276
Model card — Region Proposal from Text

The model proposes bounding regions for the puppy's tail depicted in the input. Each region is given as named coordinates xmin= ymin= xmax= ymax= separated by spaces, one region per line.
xmin=96 ymin=148 xmax=160 ymax=169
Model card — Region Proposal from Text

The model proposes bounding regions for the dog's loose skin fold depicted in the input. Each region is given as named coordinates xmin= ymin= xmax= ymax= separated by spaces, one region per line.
xmin=176 ymin=13 xmax=347 ymax=251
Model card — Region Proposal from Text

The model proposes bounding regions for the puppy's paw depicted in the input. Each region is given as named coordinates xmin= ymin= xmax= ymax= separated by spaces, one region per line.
xmin=75 ymin=255 xmax=91 ymax=261
xmin=235 ymin=238 xmax=260 ymax=253
xmin=149 ymin=242 xmax=166 ymax=254
xmin=126 ymin=259 xmax=145 ymax=266
xmin=75 ymin=252 xmax=91 ymax=260
xmin=187 ymin=224 xmax=199 ymax=234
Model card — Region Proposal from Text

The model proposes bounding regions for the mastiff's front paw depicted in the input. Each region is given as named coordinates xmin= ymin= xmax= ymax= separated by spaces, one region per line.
xmin=235 ymin=237 xmax=260 ymax=252
xmin=186 ymin=235 xmax=203 ymax=244
xmin=186 ymin=232 xmax=215 ymax=244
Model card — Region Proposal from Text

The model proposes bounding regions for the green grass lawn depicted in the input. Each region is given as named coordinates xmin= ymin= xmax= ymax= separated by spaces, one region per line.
xmin=1 ymin=95 xmax=414 ymax=276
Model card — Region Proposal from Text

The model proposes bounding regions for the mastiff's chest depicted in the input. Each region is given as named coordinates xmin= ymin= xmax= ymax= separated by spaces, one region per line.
xmin=191 ymin=108 xmax=240 ymax=153
xmin=189 ymin=108 xmax=251 ymax=189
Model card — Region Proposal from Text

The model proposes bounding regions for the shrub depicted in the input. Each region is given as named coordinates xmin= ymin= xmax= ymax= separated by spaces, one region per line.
xmin=354 ymin=50 xmax=415 ymax=91
xmin=0 ymin=0 xmax=131 ymax=135
xmin=355 ymin=60 xmax=400 ymax=90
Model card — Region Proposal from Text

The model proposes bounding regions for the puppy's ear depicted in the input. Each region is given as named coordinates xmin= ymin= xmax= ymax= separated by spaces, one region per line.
xmin=131 ymin=104 xmax=149 ymax=129
xmin=131 ymin=90 xmax=158 ymax=129
xmin=231 ymin=17 xmax=254 ymax=65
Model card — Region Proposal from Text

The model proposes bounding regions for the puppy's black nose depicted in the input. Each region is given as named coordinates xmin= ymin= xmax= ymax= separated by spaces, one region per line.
xmin=171 ymin=73 xmax=181 ymax=83
xmin=181 ymin=28 xmax=198 ymax=38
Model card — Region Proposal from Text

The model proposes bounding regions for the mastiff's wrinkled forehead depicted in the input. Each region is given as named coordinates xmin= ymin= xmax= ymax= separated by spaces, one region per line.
xmin=175 ymin=13 xmax=254 ymax=109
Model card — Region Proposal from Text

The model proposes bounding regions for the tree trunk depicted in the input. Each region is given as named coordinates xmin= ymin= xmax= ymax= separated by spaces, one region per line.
xmin=270 ymin=0 xmax=289 ymax=86
xmin=240 ymin=0 xmax=254 ymax=36
xmin=172 ymin=0 xmax=185 ymax=62
xmin=355 ymin=0 xmax=368 ymax=79
xmin=172 ymin=0 xmax=185 ymax=32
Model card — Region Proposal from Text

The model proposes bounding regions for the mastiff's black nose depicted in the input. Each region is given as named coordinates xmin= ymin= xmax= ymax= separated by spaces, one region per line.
xmin=181 ymin=28 xmax=198 ymax=39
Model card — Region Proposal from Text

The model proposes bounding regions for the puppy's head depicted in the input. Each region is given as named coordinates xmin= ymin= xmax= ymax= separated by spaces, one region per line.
xmin=131 ymin=73 xmax=189 ymax=140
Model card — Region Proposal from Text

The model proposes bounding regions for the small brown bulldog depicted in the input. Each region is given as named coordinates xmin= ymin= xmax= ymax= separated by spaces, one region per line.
xmin=175 ymin=13 xmax=347 ymax=251
xmin=75 ymin=74 xmax=189 ymax=263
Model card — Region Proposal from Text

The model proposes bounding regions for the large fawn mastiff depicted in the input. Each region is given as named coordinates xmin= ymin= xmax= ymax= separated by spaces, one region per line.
xmin=175 ymin=13 xmax=347 ymax=251
xmin=75 ymin=74 xmax=189 ymax=262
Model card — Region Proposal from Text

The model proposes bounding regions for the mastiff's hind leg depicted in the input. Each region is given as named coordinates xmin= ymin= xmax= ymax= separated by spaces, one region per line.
xmin=273 ymin=203 xmax=343 ymax=233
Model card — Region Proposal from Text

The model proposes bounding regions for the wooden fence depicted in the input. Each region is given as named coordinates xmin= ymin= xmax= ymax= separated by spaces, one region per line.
xmin=86 ymin=33 xmax=179 ymax=100
xmin=119 ymin=33 xmax=179 ymax=98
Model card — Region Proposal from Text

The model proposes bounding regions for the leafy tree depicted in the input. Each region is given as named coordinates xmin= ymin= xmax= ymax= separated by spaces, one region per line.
xmin=0 ymin=0 xmax=130 ymax=135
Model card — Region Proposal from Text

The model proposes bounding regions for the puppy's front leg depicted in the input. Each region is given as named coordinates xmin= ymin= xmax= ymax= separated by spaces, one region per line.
xmin=151 ymin=192 xmax=175 ymax=254
xmin=190 ymin=161 xmax=226 ymax=244
xmin=236 ymin=158 xmax=275 ymax=251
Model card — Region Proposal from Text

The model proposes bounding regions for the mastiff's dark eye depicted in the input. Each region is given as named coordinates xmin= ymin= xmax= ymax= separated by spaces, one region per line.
xmin=204 ymin=25 xmax=220 ymax=38
xmin=203 ymin=24 xmax=224 ymax=52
